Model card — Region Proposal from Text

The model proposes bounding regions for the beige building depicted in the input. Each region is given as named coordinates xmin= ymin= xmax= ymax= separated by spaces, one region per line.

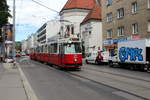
xmin=102 ymin=0 xmax=150 ymax=50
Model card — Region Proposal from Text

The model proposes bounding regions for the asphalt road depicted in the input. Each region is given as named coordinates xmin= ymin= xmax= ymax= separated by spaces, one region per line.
xmin=17 ymin=57 xmax=147 ymax=100
xmin=16 ymin=59 xmax=132 ymax=100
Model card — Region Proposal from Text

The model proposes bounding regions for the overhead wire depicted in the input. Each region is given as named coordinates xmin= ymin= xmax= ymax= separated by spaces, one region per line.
xmin=31 ymin=0 xmax=59 ymax=13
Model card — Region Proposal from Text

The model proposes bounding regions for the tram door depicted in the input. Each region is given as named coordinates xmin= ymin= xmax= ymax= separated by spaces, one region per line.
xmin=59 ymin=44 xmax=64 ymax=65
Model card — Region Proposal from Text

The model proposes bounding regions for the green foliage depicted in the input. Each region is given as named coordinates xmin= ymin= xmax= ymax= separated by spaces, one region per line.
xmin=15 ymin=41 xmax=22 ymax=51
xmin=0 ymin=0 xmax=11 ymax=27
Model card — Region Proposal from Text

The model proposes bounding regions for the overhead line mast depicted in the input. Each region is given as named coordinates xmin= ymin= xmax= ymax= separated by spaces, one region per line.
xmin=13 ymin=0 xmax=16 ymax=60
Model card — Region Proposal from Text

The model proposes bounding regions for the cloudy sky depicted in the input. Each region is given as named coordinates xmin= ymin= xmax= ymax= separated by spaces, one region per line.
xmin=7 ymin=0 xmax=67 ymax=41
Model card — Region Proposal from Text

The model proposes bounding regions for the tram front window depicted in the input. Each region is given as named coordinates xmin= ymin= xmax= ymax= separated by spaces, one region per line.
xmin=64 ymin=43 xmax=81 ymax=54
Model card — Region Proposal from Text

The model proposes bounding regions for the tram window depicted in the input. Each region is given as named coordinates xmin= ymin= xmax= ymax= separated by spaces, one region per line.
xmin=49 ymin=43 xmax=58 ymax=53
xmin=48 ymin=45 xmax=51 ymax=53
xmin=45 ymin=45 xmax=48 ymax=53
xmin=41 ymin=46 xmax=43 ymax=53
xmin=74 ymin=43 xmax=82 ymax=53
xmin=36 ymin=47 xmax=40 ymax=53
xmin=59 ymin=45 xmax=64 ymax=54
xmin=40 ymin=47 xmax=42 ymax=53
xmin=65 ymin=44 xmax=75 ymax=53
xmin=41 ymin=47 xmax=42 ymax=53
xmin=53 ymin=44 xmax=57 ymax=53
xmin=64 ymin=43 xmax=81 ymax=54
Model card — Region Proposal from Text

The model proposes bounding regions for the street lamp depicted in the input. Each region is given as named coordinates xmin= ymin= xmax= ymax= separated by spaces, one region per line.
xmin=13 ymin=0 xmax=16 ymax=60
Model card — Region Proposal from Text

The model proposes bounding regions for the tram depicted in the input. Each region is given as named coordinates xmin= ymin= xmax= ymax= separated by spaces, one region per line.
xmin=29 ymin=37 xmax=82 ymax=69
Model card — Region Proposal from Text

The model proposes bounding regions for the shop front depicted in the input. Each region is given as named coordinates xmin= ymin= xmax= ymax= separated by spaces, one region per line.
xmin=103 ymin=37 xmax=132 ymax=56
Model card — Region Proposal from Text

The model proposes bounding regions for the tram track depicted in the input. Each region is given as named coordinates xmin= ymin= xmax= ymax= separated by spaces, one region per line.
xmin=24 ymin=59 xmax=150 ymax=83
xmin=84 ymin=66 xmax=150 ymax=83
xmin=68 ymin=70 xmax=149 ymax=100
xmin=20 ymin=59 xmax=150 ymax=100
xmin=29 ymin=59 xmax=150 ymax=84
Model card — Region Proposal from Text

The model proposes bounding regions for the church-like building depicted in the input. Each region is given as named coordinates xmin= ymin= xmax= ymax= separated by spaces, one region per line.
xmin=60 ymin=0 xmax=103 ymax=55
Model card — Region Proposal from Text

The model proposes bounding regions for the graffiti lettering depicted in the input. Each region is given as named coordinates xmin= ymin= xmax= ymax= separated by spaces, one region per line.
xmin=119 ymin=47 xmax=143 ymax=62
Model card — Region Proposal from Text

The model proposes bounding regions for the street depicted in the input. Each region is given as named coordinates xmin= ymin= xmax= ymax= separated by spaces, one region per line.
xmin=1 ymin=0 xmax=150 ymax=100
xmin=16 ymin=56 xmax=150 ymax=100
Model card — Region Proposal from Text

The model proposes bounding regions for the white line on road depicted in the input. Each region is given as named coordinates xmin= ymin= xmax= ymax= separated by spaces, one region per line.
xmin=17 ymin=63 xmax=39 ymax=100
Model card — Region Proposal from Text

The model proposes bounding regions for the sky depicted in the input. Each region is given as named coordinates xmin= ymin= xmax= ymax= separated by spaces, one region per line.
xmin=7 ymin=0 xmax=67 ymax=41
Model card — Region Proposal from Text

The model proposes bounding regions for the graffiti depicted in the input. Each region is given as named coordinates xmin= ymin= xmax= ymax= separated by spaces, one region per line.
xmin=119 ymin=47 xmax=143 ymax=62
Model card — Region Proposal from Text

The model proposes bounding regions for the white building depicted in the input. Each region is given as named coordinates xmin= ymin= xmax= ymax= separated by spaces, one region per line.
xmin=22 ymin=33 xmax=37 ymax=54
xmin=37 ymin=23 xmax=47 ymax=45
xmin=26 ymin=34 xmax=37 ymax=53
xmin=81 ymin=3 xmax=102 ymax=54
xmin=33 ymin=33 xmax=38 ymax=48
xmin=37 ymin=20 xmax=61 ymax=45
xmin=60 ymin=0 xmax=95 ymax=37
xmin=21 ymin=40 xmax=28 ymax=53
xmin=46 ymin=20 xmax=61 ymax=42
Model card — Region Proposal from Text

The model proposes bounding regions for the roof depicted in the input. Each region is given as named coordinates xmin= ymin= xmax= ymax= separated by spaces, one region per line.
xmin=61 ymin=0 xmax=95 ymax=11
xmin=81 ymin=3 xmax=102 ymax=24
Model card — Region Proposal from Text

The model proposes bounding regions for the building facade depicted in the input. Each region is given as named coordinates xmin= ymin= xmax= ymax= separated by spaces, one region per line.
xmin=46 ymin=20 xmax=61 ymax=42
xmin=37 ymin=20 xmax=61 ymax=45
xmin=81 ymin=3 xmax=102 ymax=54
xmin=37 ymin=23 xmax=47 ymax=45
xmin=21 ymin=40 xmax=28 ymax=54
xmin=3 ymin=24 xmax=13 ymax=61
xmin=102 ymin=0 xmax=150 ymax=50
xmin=60 ymin=0 xmax=96 ymax=37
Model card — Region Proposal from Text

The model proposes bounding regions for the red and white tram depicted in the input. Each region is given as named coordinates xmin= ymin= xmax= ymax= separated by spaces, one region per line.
xmin=29 ymin=37 xmax=82 ymax=69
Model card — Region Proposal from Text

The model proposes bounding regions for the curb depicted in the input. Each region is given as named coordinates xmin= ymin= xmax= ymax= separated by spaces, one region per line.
xmin=16 ymin=63 xmax=38 ymax=100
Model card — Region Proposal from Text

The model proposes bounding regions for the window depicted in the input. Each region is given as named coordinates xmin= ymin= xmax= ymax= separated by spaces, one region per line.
xmin=132 ymin=2 xmax=138 ymax=13
xmin=132 ymin=23 xmax=139 ymax=34
xmin=117 ymin=8 xmax=124 ymax=19
xmin=117 ymin=26 xmax=124 ymax=36
xmin=148 ymin=20 xmax=150 ymax=32
xmin=107 ymin=29 xmax=112 ymax=39
xmin=148 ymin=0 xmax=150 ymax=8
xmin=49 ymin=43 xmax=57 ymax=53
xmin=106 ymin=0 xmax=112 ymax=6
xmin=64 ymin=43 xmax=82 ymax=54
xmin=106 ymin=12 xmax=113 ymax=22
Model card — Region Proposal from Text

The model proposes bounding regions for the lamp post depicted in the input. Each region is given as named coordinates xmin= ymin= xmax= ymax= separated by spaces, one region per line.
xmin=13 ymin=0 xmax=16 ymax=60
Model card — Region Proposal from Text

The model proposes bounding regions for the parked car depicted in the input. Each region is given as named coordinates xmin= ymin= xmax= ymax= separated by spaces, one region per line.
xmin=21 ymin=52 xmax=26 ymax=56
xmin=85 ymin=51 xmax=103 ymax=64
xmin=101 ymin=51 xmax=109 ymax=64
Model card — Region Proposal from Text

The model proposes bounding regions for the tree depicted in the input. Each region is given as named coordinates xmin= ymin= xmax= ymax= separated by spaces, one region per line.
xmin=15 ymin=41 xmax=22 ymax=51
xmin=0 ymin=0 xmax=11 ymax=27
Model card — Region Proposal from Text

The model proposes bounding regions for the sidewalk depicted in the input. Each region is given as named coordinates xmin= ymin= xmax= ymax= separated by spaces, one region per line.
xmin=0 ymin=63 xmax=27 ymax=100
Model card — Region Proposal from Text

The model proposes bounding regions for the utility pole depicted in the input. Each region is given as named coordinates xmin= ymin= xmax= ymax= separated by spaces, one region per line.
xmin=13 ymin=0 xmax=16 ymax=60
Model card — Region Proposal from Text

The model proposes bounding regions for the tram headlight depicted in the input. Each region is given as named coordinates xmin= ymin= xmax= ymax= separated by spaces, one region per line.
xmin=74 ymin=58 xmax=77 ymax=62
xmin=146 ymin=61 xmax=149 ymax=64
xmin=68 ymin=41 xmax=72 ymax=43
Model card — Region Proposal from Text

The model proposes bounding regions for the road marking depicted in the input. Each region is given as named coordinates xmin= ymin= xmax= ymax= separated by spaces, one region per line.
xmin=71 ymin=74 xmax=91 ymax=83
xmin=17 ymin=63 xmax=39 ymax=100
xmin=113 ymin=91 xmax=144 ymax=100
